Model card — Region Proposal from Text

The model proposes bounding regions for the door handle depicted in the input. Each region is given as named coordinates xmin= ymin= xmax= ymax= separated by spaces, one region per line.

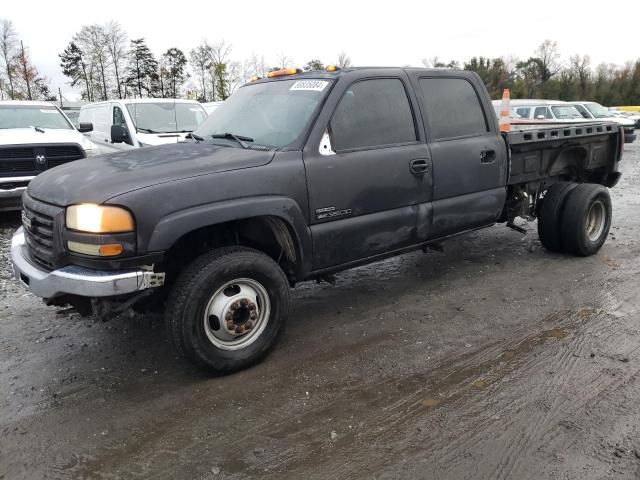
xmin=410 ymin=158 xmax=430 ymax=176
xmin=480 ymin=149 xmax=496 ymax=163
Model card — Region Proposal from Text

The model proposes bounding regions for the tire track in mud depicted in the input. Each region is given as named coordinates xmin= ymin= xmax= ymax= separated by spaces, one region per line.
xmin=250 ymin=280 xmax=633 ymax=479
xmin=215 ymin=287 xmax=623 ymax=478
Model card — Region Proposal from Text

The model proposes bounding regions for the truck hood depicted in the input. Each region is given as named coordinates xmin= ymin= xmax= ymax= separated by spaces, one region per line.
xmin=27 ymin=143 xmax=275 ymax=206
xmin=0 ymin=127 xmax=96 ymax=151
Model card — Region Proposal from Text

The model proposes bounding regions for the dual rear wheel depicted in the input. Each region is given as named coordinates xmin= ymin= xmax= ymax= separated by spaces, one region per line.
xmin=538 ymin=182 xmax=612 ymax=256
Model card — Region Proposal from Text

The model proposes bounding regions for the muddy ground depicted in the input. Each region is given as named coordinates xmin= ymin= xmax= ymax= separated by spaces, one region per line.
xmin=1 ymin=143 xmax=640 ymax=480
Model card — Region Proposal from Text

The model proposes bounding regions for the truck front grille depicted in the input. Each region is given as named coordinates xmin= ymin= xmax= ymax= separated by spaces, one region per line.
xmin=0 ymin=160 xmax=35 ymax=172
xmin=22 ymin=200 xmax=58 ymax=271
xmin=0 ymin=144 xmax=85 ymax=177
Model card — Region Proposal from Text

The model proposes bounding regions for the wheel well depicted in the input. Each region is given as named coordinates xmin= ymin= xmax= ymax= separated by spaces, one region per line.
xmin=163 ymin=216 xmax=300 ymax=285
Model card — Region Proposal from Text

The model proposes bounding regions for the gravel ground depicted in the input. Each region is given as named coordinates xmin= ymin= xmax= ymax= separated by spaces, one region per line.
xmin=1 ymin=143 xmax=640 ymax=479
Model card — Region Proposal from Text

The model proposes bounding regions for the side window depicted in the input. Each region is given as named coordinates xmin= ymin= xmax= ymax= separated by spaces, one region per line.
xmin=534 ymin=107 xmax=552 ymax=119
xmin=330 ymin=78 xmax=416 ymax=151
xmin=79 ymin=107 xmax=92 ymax=125
xmin=420 ymin=78 xmax=488 ymax=140
xmin=516 ymin=107 xmax=531 ymax=118
xmin=113 ymin=106 xmax=127 ymax=127
xmin=574 ymin=104 xmax=590 ymax=119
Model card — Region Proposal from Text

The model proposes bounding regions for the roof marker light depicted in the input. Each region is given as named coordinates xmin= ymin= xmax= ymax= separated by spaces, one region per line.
xmin=267 ymin=68 xmax=302 ymax=78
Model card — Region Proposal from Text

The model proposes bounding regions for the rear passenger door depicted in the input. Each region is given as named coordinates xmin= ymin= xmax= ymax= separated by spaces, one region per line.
xmin=416 ymin=76 xmax=507 ymax=238
xmin=303 ymin=75 xmax=433 ymax=270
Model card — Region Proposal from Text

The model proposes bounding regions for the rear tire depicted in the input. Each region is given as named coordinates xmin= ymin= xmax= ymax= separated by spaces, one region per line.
xmin=166 ymin=246 xmax=289 ymax=374
xmin=537 ymin=182 xmax=578 ymax=252
xmin=560 ymin=184 xmax=612 ymax=256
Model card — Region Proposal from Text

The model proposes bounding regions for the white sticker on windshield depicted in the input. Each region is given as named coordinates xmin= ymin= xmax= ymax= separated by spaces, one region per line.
xmin=290 ymin=80 xmax=329 ymax=92
xmin=40 ymin=109 xmax=59 ymax=113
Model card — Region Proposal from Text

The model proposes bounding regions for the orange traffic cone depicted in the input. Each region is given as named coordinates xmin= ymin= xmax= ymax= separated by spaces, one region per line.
xmin=499 ymin=88 xmax=511 ymax=133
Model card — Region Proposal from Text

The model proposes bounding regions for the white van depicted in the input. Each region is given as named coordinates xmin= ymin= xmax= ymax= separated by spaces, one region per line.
xmin=79 ymin=99 xmax=208 ymax=153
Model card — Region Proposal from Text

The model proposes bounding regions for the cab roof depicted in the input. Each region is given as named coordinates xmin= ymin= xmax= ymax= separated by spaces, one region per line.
xmin=83 ymin=98 xmax=203 ymax=107
xmin=0 ymin=100 xmax=60 ymax=107
xmin=248 ymin=67 xmax=475 ymax=86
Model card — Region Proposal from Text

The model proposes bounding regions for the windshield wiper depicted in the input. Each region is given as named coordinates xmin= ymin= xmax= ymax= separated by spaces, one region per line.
xmin=185 ymin=132 xmax=204 ymax=143
xmin=136 ymin=127 xmax=157 ymax=134
xmin=210 ymin=133 xmax=254 ymax=149
xmin=32 ymin=126 xmax=45 ymax=133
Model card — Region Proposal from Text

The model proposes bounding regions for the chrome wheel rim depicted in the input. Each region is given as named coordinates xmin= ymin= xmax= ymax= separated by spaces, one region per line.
xmin=586 ymin=200 xmax=606 ymax=242
xmin=203 ymin=278 xmax=271 ymax=351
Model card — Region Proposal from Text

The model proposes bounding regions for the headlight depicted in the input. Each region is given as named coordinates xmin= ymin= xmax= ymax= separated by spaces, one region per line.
xmin=84 ymin=147 xmax=100 ymax=157
xmin=66 ymin=204 xmax=135 ymax=233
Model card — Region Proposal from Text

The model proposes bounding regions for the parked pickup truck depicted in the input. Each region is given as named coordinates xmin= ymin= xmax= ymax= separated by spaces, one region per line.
xmin=0 ymin=101 xmax=98 ymax=211
xmin=11 ymin=67 xmax=623 ymax=374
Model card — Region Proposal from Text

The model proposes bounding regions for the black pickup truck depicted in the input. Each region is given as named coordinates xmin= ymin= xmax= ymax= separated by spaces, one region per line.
xmin=11 ymin=67 xmax=623 ymax=373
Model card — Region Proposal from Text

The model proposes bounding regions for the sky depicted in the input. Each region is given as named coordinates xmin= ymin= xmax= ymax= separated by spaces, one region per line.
xmin=2 ymin=0 xmax=639 ymax=99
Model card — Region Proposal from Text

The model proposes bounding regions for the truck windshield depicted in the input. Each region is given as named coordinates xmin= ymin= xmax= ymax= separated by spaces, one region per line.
xmin=0 ymin=105 xmax=73 ymax=130
xmin=194 ymin=78 xmax=332 ymax=148
xmin=585 ymin=102 xmax=611 ymax=118
xmin=551 ymin=106 xmax=583 ymax=119
xmin=126 ymin=102 xmax=207 ymax=133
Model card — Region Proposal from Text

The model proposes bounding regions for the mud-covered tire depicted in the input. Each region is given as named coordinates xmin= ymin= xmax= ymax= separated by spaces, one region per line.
xmin=560 ymin=184 xmax=612 ymax=256
xmin=166 ymin=246 xmax=289 ymax=374
xmin=537 ymin=182 xmax=578 ymax=252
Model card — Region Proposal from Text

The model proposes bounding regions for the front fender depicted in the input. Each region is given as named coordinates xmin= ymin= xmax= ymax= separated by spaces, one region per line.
xmin=147 ymin=195 xmax=313 ymax=277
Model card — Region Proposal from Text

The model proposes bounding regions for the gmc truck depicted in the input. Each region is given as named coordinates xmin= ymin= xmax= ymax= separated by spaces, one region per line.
xmin=10 ymin=67 xmax=623 ymax=374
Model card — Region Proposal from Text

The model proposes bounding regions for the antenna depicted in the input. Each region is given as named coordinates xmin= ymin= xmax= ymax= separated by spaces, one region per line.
xmin=173 ymin=97 xmax=178 ymax=135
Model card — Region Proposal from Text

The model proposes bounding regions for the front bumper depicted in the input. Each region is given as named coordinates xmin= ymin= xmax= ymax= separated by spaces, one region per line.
xmin=11 ymin=227 xmax=164 ymax=299
xmin=0 ymin=176 xmax=33 ymax=211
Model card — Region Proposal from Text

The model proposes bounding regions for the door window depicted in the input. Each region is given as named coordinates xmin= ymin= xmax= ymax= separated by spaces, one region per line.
xmin=330 ymin=78 xmax=416 ymax=151
xmin=113 ymin=106 xmax=127 ymax=127
xmin=533 ymin=107 xmax=552 ymax=119
xmin=420 ymin=78 xmax=488 ymax=140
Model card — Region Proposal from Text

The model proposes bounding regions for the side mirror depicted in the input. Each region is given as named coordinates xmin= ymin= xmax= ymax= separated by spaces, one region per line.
xmin=110 ymin=125 xmax=127 ymax=144
xmin=536 ymin=115 xmax=546 ymax=120
xmin=78 ymin=122 xmax=93 ymax=133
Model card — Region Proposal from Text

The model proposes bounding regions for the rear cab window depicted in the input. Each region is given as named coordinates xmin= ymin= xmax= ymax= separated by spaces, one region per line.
xmin=330 ymin=78 xmax=417 ymax=151
xmin=419 ymin=78 xmax=489 ymax=140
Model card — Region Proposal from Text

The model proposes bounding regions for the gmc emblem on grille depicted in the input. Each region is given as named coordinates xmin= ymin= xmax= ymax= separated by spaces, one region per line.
xmin=36 ymin=155 xmax=46 ymax=165
xmin=21 ymin=211 xmax=32 ymax=229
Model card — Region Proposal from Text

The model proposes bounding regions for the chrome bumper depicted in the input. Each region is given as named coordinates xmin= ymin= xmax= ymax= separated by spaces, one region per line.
xmin=0 ymin=176 xmax=32 ymax=210
xmin=11 ymin=227 xmax=164 ymax=299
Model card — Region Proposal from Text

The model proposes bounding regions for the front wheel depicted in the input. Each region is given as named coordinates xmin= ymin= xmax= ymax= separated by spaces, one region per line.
xmin=166 ymin=246 xmax=290 ymax=374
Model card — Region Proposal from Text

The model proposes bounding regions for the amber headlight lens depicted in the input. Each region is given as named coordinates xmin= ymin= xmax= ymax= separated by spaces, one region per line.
xmin=66 ymin=204 xmax=134 ymax=233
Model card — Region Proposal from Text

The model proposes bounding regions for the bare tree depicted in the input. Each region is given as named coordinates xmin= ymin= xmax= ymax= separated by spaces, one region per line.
xmin=104 ymin=21 xmax=127 ymax=99
xmin=336 ymin=52 xmax=352 ymax=69
xmin=209 ymin=40 xmax=233 ymax=100
xmin=189 ymin=41 xmax=212 ymax=101
xmin=0 ymin=19 xmax=18 ymax=99
xmin=535 ymin=39 xmax=561 ymax=82
xmin=245 ymin=53 xmax=267 ymax=78
xmin=275 ymin=52 xmax=292 ymax=69
xmin=17 ymin=41 xmax=34 ymax=99
xmin=74 ymin=24 xmax=110 ymax=100
xmin=570 ymin=54 xmax=591 ymax=98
